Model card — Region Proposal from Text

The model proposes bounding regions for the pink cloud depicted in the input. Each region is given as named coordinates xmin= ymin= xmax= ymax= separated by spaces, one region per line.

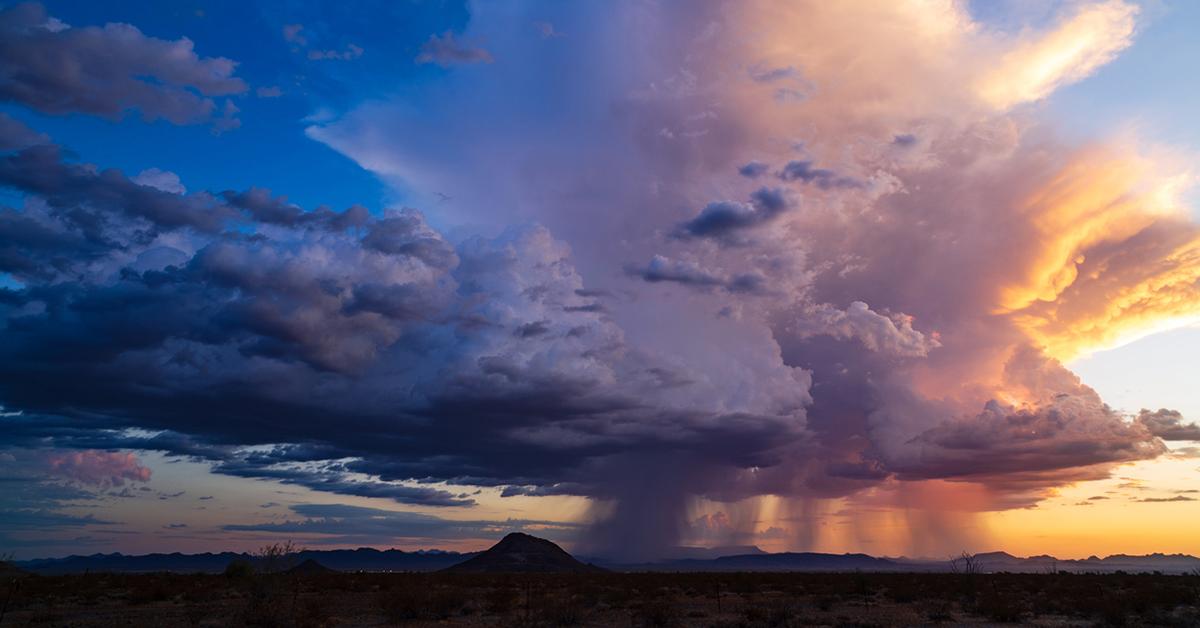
xmin=46 ymin=450 xmax=152 ymax=487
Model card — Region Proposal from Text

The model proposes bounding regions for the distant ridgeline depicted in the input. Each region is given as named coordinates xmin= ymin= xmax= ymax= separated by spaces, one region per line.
xmin=16 ymin=548 xmax=476 ymax=575
xmin=16 ymin=541 xmax=1200 ymax=575
xmin=613 ymin=551 xmax=1200 ymax=574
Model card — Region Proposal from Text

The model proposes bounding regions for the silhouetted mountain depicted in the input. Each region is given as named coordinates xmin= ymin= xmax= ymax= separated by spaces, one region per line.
xmin=18 ymin=552 xmax=246 ymax=574
xmin=928 ymin=550 xmax=1200 ymax=574
xmin=662 ymin=545 xmax=766 ymax=560
xmin=970 ymin=551 xmax=1025 ymax=571
xmin=286 ymin=558 xmax=335 ymax=575
xmin=617 ymin=551 xmax=908 ymax=572
xmin=1058 ymin=553 xmax=1200 ymax=574
xmin=288 ymin=548 xmax=475 ymax=573
xmin=717 ymin=552 xmax=903 ymax=571
xmin=443 ymin=533 xmax=605 ymax=573
xmin=607 ymin=549 xmax=1200 ymax=574
xmin=973 ymin=551 xmax=1018 ymax=562
xmin=17 ymin=548 xmax=476 ymax=575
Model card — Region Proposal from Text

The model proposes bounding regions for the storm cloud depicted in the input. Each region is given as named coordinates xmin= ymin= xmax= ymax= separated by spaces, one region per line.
xmin=674 ymin=187 xmax=795 ymax=242
xmin=1136 ymin=409 xmax=1200 ymax=441
xmin=776 ymin=160 xmax=861 ymax=190
xmin=0 ymin=2 xmax=246 ymax=126
xmin=0 ymin=129 xmax=810 ymax=525
xmin=1 ymin=0 xmax=1197 ymax=560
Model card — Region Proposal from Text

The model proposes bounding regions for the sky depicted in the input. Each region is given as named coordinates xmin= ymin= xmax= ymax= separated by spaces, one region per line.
xmin=1 ymin=0 xmax=1199 ymax=562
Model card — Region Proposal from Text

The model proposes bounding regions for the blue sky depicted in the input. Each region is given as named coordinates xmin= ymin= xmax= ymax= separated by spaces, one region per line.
xmin=3 ymin=0 xmax=477 ymax=213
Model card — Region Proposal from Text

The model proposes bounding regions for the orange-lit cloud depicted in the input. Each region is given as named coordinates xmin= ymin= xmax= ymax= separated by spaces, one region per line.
xmin=635 ymin=0 xmax=1200 ymax=522
xmin=997 ymin=147 xmax=1200 ymax=361
xmin=976 ymin=0 xmax=1138 ymax=109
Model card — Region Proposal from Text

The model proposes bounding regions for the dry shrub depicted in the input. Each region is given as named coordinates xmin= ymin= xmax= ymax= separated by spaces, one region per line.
xmin=128 ymin=578 xmax=171 ymax=604
xmin=975 ymin=588 xmax=1024 ymax=623
xmin=377 ymin=584 xmax=466 ymax=623
xmin=634 ymin=591 xmax=675 ymax=627
xmin=485 ymin=585 xmax=516 ymax=615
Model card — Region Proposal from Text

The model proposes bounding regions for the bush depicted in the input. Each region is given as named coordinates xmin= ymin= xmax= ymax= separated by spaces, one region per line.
xmin=377 ymin=584 xmax=465 ymax=623
xmin=377 ymin=586 xmax=423 ymax=623
xmin=485 ymin=585 xmax=516 ymax=615
xmin=536 ymin=594 xmax=587 ymax=626
xmin=975 ymin=589 xmax=1024 ymax=623
xmin=634 ymin=593 xmax=675 ymax=627
xmin=224 ymin=560 xmax=254 ymax=579
xmin=254 ymin=541 xmax=303 ymax=575
xmin=128 ymin=578 xmax=171 ymax=604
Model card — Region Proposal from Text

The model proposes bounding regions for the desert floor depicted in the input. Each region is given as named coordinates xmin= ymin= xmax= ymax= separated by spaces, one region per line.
xmin=2 ymin=571 xmax=1199 ymax=627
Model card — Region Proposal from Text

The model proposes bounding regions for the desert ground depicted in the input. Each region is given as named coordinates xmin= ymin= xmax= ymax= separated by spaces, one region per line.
xmin=3 ymin=571 xmax=1199 ymax=627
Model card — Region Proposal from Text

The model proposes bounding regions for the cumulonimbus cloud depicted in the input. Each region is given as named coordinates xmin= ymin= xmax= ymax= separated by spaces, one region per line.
xmin=2 ymin=0 xmax=1199 ymax=559
xmin=306 ymin=0 xmax=1200 ymax=549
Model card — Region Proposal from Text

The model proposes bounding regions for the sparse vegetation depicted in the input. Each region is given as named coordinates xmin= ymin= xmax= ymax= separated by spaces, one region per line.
xmin=0 ymin=570 xmax=1197 ymax=626
xmin=948 ymin=550 xmax=979 ymax=575
xmin=254 ymin=540 xmax=304 ymax=575
xmin=223 ymin=559 xmax=254 ymax=579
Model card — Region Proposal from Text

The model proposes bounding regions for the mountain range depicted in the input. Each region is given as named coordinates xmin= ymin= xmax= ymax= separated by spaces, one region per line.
xmin=13 ymin=544 xmax=1200 ymax=575
xmin=613 ymin=550 xmax=1200 ymax=574
xmin=14 ymin=547 xmax=476 ymax=575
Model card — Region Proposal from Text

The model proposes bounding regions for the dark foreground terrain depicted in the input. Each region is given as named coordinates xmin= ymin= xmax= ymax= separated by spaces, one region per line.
xmin=3 ymin=571 xmax=1200 ymax=627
